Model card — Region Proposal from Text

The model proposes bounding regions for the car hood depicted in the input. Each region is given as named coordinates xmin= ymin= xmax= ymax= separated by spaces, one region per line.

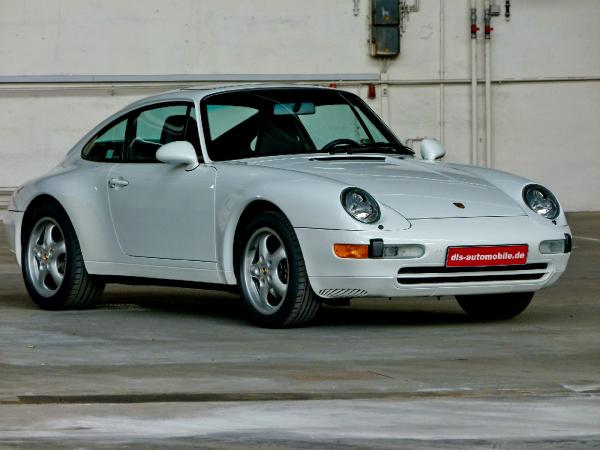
xmin=244 ymin=155 xmax=527 ymax=219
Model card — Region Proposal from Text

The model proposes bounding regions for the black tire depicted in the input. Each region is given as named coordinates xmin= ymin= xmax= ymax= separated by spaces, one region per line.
xmin=455 ymin=292 xmax=534 ymax=320
xmin=235 ymin=211 xmax=320 ymax=328
xmin=21 ymin=204 xmax=104 ymax=310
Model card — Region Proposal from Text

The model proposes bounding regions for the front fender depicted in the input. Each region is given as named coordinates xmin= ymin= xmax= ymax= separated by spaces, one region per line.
xmin=214 ymin=163 xmax=411 ymax=282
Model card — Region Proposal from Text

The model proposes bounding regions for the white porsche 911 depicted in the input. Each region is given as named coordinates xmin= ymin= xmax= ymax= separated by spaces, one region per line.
xmin=4 ymin=85 xmax=571 ymax=327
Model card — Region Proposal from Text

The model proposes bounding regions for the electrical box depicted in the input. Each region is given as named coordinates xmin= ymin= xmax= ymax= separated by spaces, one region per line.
xmin=370 ymin=0 xmax=400 ymax=56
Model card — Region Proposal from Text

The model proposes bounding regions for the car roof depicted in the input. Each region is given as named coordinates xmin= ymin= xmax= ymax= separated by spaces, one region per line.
xmin=125 ymin=83 xmax=339 ymax=110
xmin=64 ymin=84 xmax=343 ymax=159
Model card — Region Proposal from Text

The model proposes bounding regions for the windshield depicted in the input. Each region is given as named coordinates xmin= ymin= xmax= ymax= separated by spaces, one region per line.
xmin=200 ymin=88 xmax=412 ymax=161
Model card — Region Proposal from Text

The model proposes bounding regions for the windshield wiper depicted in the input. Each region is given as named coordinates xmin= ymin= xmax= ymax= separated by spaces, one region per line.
xmin=363 ymin=142 xmax=413 ymax=154
xmin=325 ymin=142 xmax=413 ymax=155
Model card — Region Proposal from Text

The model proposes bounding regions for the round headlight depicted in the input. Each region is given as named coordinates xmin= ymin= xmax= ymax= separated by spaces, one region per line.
xmin=341 ymin=187 xmax=381 ymax=224
xmin=522 ymin=184 xmax=560 ymax=219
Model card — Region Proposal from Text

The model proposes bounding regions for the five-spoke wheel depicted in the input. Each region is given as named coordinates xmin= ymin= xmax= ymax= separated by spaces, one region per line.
xmin=26 ymin=218 xmax=67 ymax=297
xmin=242 ymin=228 xmax=289 ymax=316
xmin=21 ymin=204 xmax=104 ymax=310
xmin=237 ymin=211 xmax=320 ymax=327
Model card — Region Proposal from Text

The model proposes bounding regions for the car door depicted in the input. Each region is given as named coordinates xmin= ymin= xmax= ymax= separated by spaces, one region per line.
xmin=107 ymin=102 xmax=217 ymax=262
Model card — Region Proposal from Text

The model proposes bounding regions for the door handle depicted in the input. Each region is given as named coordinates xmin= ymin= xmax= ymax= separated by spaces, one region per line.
xmin=108 ymin=178 xmax=129 ymax=189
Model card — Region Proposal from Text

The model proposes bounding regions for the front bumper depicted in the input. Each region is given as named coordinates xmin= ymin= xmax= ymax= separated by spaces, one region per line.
xmin=3 ymin=210 xmax=23 ymax=267
xmin=295 ymin=216 xmax=571 ymax=299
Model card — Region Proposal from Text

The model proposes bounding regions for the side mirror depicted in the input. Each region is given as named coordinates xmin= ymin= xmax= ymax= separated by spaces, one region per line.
xmin=156 ymin=141 xmax=199 ymax=171
xmin=420 ymin=138 xmax=446 ymax=162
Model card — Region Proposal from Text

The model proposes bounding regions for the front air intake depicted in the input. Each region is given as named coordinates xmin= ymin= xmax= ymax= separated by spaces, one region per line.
xmin=397 ymin=263 xmax=548 ymax=285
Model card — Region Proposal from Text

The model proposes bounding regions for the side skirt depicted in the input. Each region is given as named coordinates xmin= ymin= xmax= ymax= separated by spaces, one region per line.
xmin=98 ymin=275 xmax=239 ymax=294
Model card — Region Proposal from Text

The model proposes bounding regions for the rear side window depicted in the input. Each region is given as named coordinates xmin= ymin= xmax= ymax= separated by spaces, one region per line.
xmin=82 ymin=118 xmax=127 ymax=162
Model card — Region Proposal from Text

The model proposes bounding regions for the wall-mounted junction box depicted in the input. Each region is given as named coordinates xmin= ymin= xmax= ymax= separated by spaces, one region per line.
xmin=370 ymin=0 xmax=400 ymax=57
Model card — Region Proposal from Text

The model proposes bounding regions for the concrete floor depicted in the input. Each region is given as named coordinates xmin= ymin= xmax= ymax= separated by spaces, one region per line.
xmin=0 ymin=213 xmax=599 ymax=449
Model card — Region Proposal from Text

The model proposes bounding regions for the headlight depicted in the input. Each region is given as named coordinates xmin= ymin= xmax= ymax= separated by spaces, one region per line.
xmin=522 ymin=184 xmax=560 ymax=219
xmin=341 ymin=187 xmax=381 ymax=224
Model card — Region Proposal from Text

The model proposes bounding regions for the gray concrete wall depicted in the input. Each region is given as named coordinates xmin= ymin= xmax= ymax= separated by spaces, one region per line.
xmin=1 ymin=0 xmax=599 ymax=210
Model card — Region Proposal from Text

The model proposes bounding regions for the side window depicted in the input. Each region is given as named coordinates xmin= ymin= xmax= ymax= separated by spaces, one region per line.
xmin=82 ymin=118 xmax=127 ymax=162
xmin=128 ymin=104 xmax=188 ymax=163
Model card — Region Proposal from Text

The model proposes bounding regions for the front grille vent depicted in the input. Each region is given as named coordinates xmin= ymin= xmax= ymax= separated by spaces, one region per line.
xmin=308 ymin=156 xmax=386 ymax=162
xmin=319 ymin=288 xmax=369 ymax=299
xmin=397 ymin=263 xmax=548 ymax=285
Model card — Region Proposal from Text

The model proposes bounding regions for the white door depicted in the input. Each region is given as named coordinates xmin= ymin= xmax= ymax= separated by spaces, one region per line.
xmin=106 ymin=103 xmax=216 ymax=262
xmin=107 ymin=163 xmax=216 ymax=261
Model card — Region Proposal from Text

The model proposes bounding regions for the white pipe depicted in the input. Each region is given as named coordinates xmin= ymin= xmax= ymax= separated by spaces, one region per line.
xmin=485 ymin=39 xmax=492 ymax=167
xmin=470 ymin=0 xmax=478 ymax=165
xmin=379 ymin=58 xmax=392 ymax=125
xmin=484 ymin=0 xmax=492 ymax=168
xmin=439 ymin=0 xmax=445 ymax=145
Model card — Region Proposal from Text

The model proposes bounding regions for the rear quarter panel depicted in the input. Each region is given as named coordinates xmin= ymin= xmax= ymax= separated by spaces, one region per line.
xmin=13 ymin=160 xmax=121 ymax=267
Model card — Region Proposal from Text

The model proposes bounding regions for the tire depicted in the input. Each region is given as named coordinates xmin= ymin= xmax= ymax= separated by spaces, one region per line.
xmin=455 ymin=292 xmax=534 ymax=320
xmin=21 ymin=204 xmax=104 ymax=310
xmin=235 ymin=211 xmax=320 ymax=328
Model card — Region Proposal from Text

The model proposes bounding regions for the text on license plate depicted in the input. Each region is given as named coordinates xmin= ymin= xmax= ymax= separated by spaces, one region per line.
xmin=446 ymin=245 xmax=528 ymax=267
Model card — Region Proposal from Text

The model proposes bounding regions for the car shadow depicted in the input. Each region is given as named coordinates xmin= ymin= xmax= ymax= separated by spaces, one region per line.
xmin=100 ymin=286 xmax=246 ymax=321
xmin=3 ymin=280 xmax=485 ymax=328
xmin=99 ymin=287 xmax=473 ymax=328
xmin=315 ymin=304 xmax=473 ymax=327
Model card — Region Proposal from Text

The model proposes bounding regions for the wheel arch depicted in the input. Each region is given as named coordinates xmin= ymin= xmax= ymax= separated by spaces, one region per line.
xmin=224 ymin=199 xmax=288 ymax=284
xmin=20 ymin=194 xmax=105 ymax=309
xmin=21 ymin=194 xmax=69 ymax=248
xmin=19 ymin=188 xmax=116 ymax=271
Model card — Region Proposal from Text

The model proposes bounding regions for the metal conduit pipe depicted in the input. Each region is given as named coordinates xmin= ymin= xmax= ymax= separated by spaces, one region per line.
xmin=484 ymin=0 xmax=493 ymax=168
xmin=439 ymin=0 xmax=446 ymax=146
xmin=470 ymin=0 xmax=479 ymax=165
xmin=1 ymin=77 xmax=598 ymax=95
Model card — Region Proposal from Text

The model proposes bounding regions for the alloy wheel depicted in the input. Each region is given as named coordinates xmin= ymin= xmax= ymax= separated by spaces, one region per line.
xmin=26 ymin=217 xmax=67 ymax=298
xmin=241 ymin=227 xmax=289 ymax=315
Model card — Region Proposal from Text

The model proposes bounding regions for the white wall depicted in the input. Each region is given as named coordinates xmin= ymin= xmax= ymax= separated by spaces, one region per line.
xmin=1 ymin=0 xmax=599 ymax=210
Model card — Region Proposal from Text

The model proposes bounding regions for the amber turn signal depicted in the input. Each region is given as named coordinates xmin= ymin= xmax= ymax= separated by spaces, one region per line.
xmin=333 ymin=244 xmax=369 ymax=259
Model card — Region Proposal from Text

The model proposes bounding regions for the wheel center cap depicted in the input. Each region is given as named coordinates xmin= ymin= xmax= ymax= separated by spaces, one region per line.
xmin=42 ymin=253 xmax=49 ymax=262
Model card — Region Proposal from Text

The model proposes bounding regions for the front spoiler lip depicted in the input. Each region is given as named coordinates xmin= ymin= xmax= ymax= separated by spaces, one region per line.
xmin=309 ymin=262 xmax=568 ymax=299
xmin=294 ymin=216 xmax=571 ymax=286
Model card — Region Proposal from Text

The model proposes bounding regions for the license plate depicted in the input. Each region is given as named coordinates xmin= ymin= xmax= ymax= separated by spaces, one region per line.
xmin=446 ymin=245 xmax=528 ymax=267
